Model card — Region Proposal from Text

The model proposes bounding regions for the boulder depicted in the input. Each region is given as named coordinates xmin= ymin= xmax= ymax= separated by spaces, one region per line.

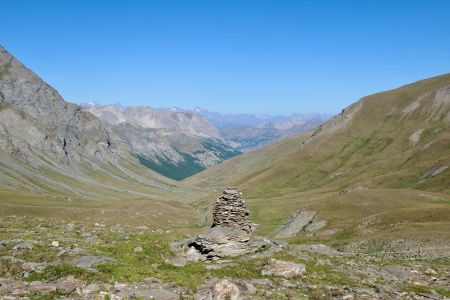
xmin=262 ymin=259 xmax=306 ymax=278
xmin=11 ymin=241 xmax=33 ymax=252
xmin=195 ymin=279 xmax=241 ymax=300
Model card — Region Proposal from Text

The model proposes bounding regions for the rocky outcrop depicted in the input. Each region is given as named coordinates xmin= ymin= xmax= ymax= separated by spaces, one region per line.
xmin=275 ymin=208 xmax=327 ymax=238
xmin=172 ymin=188 xmax=286 ymax=261
xmin=0 ymin=46 xmax=118 ymax=165
xmin=0 ymin=46 xmax=179 ymax=196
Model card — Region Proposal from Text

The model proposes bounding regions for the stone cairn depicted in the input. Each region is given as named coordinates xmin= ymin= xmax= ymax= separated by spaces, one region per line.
xmin=171 ymin=187 xmax=287 ymax=262
xmin=212 ymin=187 xmax=251 ymax=232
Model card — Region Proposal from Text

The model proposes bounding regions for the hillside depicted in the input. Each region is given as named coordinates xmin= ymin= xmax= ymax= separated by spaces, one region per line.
xmin=187 ymin=74 xmax=450 ymax=192
xmin=186 ymin=74 xmax=450 ymax=249
xmin=0 ymin=45 xmax=208 ymax=227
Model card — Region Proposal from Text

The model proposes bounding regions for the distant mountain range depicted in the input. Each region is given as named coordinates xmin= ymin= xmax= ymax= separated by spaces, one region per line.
xmin=84 ymin=104 xmax=240 ymax=179
xmin=89 ymin=104 xmax=330 ymax=152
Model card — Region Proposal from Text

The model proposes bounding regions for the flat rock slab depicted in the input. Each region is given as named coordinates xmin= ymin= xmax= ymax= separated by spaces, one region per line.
xmin=275 ymin=209 xmax=318 ymax=238
xmin=116 ymin=287 xmax=178 ymax=300
xmin=383 ymin=265 xmax=415 ymax=280
xmin=69 ymin=255 xmax=117 ymax=272
xmin=195 ymin=279 xmax=241 ymax=300
xmin=262 ymin=259 xmax=306 ymax=278
xmin=173 ymin=226 xmax=286 ymax=261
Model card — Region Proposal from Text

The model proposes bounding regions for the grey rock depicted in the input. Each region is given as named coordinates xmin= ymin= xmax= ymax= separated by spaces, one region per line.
xmin=81 ymin=283 xmax=100 ymax=296
xmin=21 ymin=262 xmax=49 ymax=273
xmin=134 ymin=246 xmax=143 ymax=253
xmin=262 ymin=259 xmax=306 ymax=278
xmin=28 ymin=281 xmax=57 ymax=293
xmin=69 ymin=255 xmax=117 ymax=272
xmin=116 ymin=287 xmax=178 ymax=300
xmin=275 ymin=208 xmax=326 ymax=238
xmin=195 ymin=279 xmax=241 ymax=300
xmin=0 ymin=256 xmax=25 ymax=276
xmin=0 ymin=278 xmax=28 ymax=295
xmin=11 ymin=242 xmax=33 ymax=252
xmin=383 ymin=266 xmax=414 ymax=280
xmin=290 ymin=244 xmax=339 ymax=256
xmin=53 ymin=276 xmax=80 ymax=293
xmin=57 ymin=245 xmax=85 ymax=260
xmin=186 ymin=226 xmax=280 ymax=259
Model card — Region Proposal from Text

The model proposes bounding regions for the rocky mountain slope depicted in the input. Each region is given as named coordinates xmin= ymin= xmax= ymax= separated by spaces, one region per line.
xmin=173 ymin=107 xmax=329 ymax=151
xmin=0 ymin=45 xmax=210 ymax=227
xmin=84 ymin=104 xmax=240 ymax=180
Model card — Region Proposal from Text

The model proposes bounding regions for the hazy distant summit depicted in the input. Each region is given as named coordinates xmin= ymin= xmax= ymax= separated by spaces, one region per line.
xmin=84 ymin=103 xmax=329 ymax=152
xmin=182 ymin=107 xmax=330 ymax=151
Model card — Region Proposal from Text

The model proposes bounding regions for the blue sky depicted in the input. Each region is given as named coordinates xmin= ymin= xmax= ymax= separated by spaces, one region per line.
xmin=1 ymin=0 xmax=450 ymax=115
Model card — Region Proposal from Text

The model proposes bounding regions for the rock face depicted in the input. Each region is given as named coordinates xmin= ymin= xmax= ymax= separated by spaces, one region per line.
xmin=275 ymin=208 xmax=327 ymax=238
xmin=0 ymin=46 xmax=117 ymax=165
xmin=172 ymin=188 xmax=286 ymax=261
xmin=0 ymin=45 xmax=178 ymax=197
xmin=212 ymin=188 xmax=251 ymax=232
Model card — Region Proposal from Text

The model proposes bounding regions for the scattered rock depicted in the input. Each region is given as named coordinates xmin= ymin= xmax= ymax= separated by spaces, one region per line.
xmin=262 ymin=259 xmax=306 ymax=278
xmin=134 ymin=246 xmax=143 ymax=253
xmin=0 ymin=256 xmax=24 ymax=276
xmin=57 ymin=245 xmax=85 ymax=260
xmin=81 ymin=283 xmax=100 ymax=296
xmin=21 ymin=262 xmax=51 ymax=273
xmin=115 ymin=286 xmax=178 ymax=300
xmin=290 ymin=244 xmax=339 ymax=256
xmin=11 ymin=241 xmax=33 ymax=252
xmin=28 ymin=281 xmax=57 ymax=293
xmin=425 ymin=268 xmax=437 ymax=275
xmin=51 ymin=241 xmax=60 ymax=247
xmin=383 ymin=266 xmax=414 ymax=280
xmin=54 ymin=276 xmax=80 ymax=293
xmin=195 ymin=279 xmax=241 ymax=300
xmin=69 ymin=255 xmax=117 ymax=272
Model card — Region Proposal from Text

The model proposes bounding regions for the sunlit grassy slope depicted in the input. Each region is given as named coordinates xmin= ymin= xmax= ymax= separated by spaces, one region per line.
xmin=186 ymin=73 xmax=450 ymax=245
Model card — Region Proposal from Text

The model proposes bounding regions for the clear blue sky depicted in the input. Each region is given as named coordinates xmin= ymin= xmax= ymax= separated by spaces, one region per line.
xmin=1 ymin=0 xmax=450 ymax=115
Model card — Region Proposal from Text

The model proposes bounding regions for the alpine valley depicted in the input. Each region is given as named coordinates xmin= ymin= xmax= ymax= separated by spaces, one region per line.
xmin=1 ymin=44 xmax=449 ymax=299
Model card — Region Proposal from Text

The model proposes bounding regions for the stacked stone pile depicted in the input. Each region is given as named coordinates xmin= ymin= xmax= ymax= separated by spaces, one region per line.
xmin=171 ymin=188 xmax=287 ymax=261
xmin=212 ymin=187 xmax=251 ymax=232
